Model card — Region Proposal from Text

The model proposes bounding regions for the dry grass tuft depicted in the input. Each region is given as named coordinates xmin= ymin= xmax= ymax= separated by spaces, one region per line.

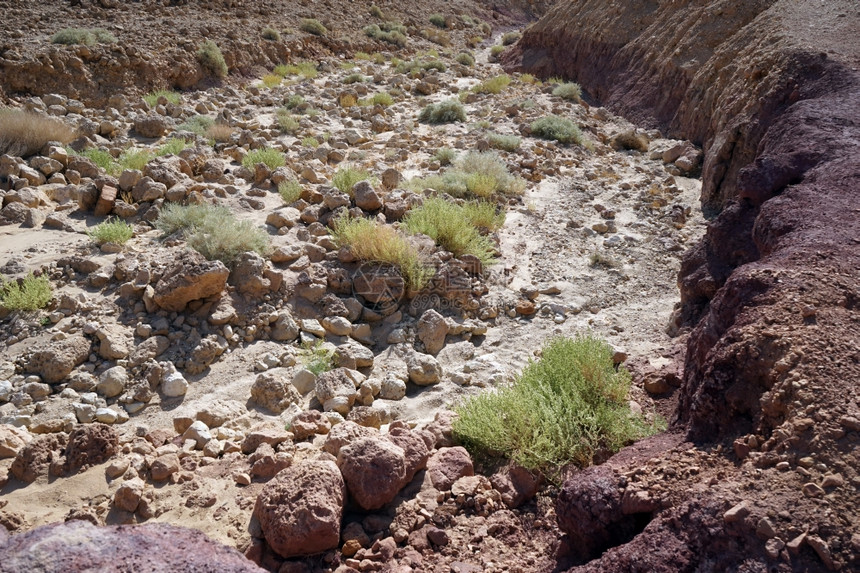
xmin=0 ymin=109 xmax=77 ymax=157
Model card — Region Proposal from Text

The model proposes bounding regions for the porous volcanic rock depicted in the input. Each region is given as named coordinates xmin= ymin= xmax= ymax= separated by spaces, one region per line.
xmin=152 ymin=250 xmax=229 ymax=312
xmin=337 ymin=436 xmax=407 ymax=510
xmin=253 ymin=459 xmax=345 ymax=558
xmin=23 ymin=334 xmax=91 ymax=384
xmin=0 ymin=520 xmax=265 ymax=573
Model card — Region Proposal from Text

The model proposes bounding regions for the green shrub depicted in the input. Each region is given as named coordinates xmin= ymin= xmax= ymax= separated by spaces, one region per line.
xmin=78 ymin=148 xmax=119 ymax=175
xmin=88 ymin=218 xmax=133 ymax=245
xmin=490 ymin=45 xmax=505 ymax=58
xmin=177 ymin=115 xmax=215 ymax=136
xmin=242 ymin=147 xmax=285 ymax=170
xmin=359 ymin=92 xmax=394 ymax=107
xmin=51 ymin=28 xmax=116 ymax=46
xmin=487 ymin=133 xmax=521 ymax=152
xmin=552 ymin=82 xmax=582 ymax=102
xmin=261 ymin=74 xmax=282 ymax=88
xmin=363 ymin=24 xmax=407 ymax=47
xmin=0 ymin=273 xmax=52 ymax=311
xmin=156 ymin=203 xmax=270 ymax=266
xmin=501 ymin=31 xmax=521 ymax=45
xmin=299 ymin=18 xmax=327 ymax=36
xmin=453 ymin=335 xmax=662 ymax=476
xmin=262 ymin=27 xmax=281 ymax=41
xmin=274 ymin=62 xmax=318 ymax=79
xmin=412 ymin=151 xmax=524 ymax=199
xmin=531 ymin=115 xmax=583 ymax=145
xmin=462 ymin=200 xmax=505 ymax=232
xmin=473 ymin=74 xmax=511 ymax=95
xmin=117 ymin=149 xmax=153 ymax=171
xmin=403 ymin=198 xmax=497 ymax=267
xmin=276 ymin=109 xmax=300 ymax=134
xmin=455 ymin=52 xmax=475 ymax=67
xmin=369 ymin=5 xmax=384 ymax=18
xmin=419 ymin=99 xmax=466 ymax=124
xmin=332 ymin=216 xmax=431 ymax=292
xmin=197 ymin=40 xmax=228 ymax=79
xmin=143 ymin=89 xmax=181 ymax=108
xmin=458 ymin=151 xmax=524 ymax=195
xmin=156 ymin=138 xmax=190 ymax=157
xmin=0 ymin=109 xmax=76 ymax=157
xmin=420 ymin=27 xmax=450 ymax=47
xmin=278 ymin=178 xmax=303 ymax=204
xmin=343 ymin=73 xmax=366 ymax=85
xmin=303 ymin=340 xmax=335 ymax=375
xmin=434 ymin=147 xmax=457 ymax=166
xmin=332 ymin=165 xmax=372 ymax=196
xmin=429 ymin=14 xmax=446 ymax=28
xmin=301 ymin=136 xmax=320 ymax=148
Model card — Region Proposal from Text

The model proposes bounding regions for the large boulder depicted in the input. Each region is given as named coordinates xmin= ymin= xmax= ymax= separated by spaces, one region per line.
xmin=322 ymin=420 xmax=376 ymax=456
xmin=386 ymin=423 xmax=430 ymax=484
xmin=406 ymin=351 xmax=442 ymax=386
xmin=337 ymin=437 xmax=407 ymax=510
xmin=249 ymin=371 xmax=301 ymax=414
xmin=152 ymin=250 xmax=229 ymax=312
xmin=62 ymin=423 xmax=119 ymax=474
xmin=0 ymin=520 xmax=264 ymax=573
xmin=9 ymin=433 xmax=66 ymax=483
xmin=426 ymin=446 xmax=474 ymax=491
xmin=416 ymin=309 xmax=448 ymax=356
xmin=253 ymin=459 xmax=345 ymax=558
xmin=23 ymin=334 xmax=91 ymax=384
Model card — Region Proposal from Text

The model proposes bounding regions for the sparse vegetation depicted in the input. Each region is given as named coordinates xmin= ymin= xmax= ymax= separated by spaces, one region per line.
xmin=0 ymin=109 xmax=77 ymax=157
xmin=51 ymin=28 xmax=116 ymax=46
xmin=396 ymin=58 xmax=446 ymax=75
xmin=278 ymin=178 xmax=303 ymax=204
xmin=144 ymin=90 xmax=182 ymax=108
xmin=359 ymin=92 xmax=394 ymax=107
xmin=301 ymin=136 xmax=320 ymax=148
xmin=473 ymin=74 xmax=511 ymax=95
xmin=0 ymin=273 xmax=52 ymax=312
xmin=453 ymin=335 xmax=662 ymax=476
xmin=276 ymin=109 xmax=301 ymax=134
xmin=242 ymin=147 xmax=285 ymax=170
xmin=206 ymin=123 xmax=235 ymax=143
xmin=434 ymin=147 xmax=457 ymax=166
xmin=487 ymin=133 xmax=521 ymax=152
xmin=299 ymin=18 xmax=327 ymax=36
xmin=303 ymin=340 xmax=335 ymax=376
xmin=117 ymin=149 xmax=153 ymax=171
xmin=331 ymin=216 xmax=431 ymax=292
xmin=262 ymin=27 xmax=280 ymax=41
xmin=88 ymin=218 xmax=133 ymax=246
xmin=157 ymin=138 xmax=190 ymax=157
xmin=589 ymin=250 xmax=622 ymax=269
xmin=501 ymin=31 xmax=521 ymax=46
xmin=156 ymin=203 xmax=270 ymax=266
xmin=403 ymin=198 xmax=498 ymax=267
xmin=531 ymin=115 xmax=584 ymax=145
xmin=552 ymin=82 xmax=582 ymax=102
xmin=419 ymin=99 xmax=466 ymax=124
xmin=261 ymin=74 xmax=282 ymax=89
xmin=338 ymin=93 xmax=358 ymax=108
xmin=429 ymin=14 xmax=447 ymax=29
xmin=363 ymin=23 xmax=408 ymax=47
xmin=197 ymin=40 xmax=228 ymax=79
xmin=274 ymin=62 xmax=318 ymax=79
xmin=369 ymin=4 xmax=384 ymax=19
xmin=455 ymin=52 xmax=475 ymax=67
xmin=490 ymin=45 xmax=505 ymax=58
xmin=420 ymin=27 xmax=450 ymax=47
xmin=462 ymin=200 xmax=506 ymax=232
xmin=343 ymin=73 xmax=366 ymax=84
xmin=177 ymin=115 xmax=215 ymax=136
xmin=412 ymin=151 xmax=525 ymax=199
xmin=332 ymin=165 xmax=373 ymax=196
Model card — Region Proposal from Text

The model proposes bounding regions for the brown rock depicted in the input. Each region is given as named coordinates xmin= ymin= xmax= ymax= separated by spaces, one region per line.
xmin=322 ymin=421 xmax=377 ymax=456
xmin=337 ymin=437 xmax=407 ymax=510
xmin=23 ymin=334 xmax=91 ymax=384
xmin=0 ymin=424 xmax=32 ymax=459
xmin=150 ymin=453 xmax=180 ymax=481
xmin=416 ymin=309 xmax=448 ymax=356
xmin=113 ymin=477 xmax=145 ymax=512
xmin=62 ymin=423 xmax=119 ymax=474
xmin=426 ymin=447 xmax=474 ymax=491
xmin=10 ymin=433 xmax=66 ymax=483
xmin=253 ymin=459 xmax=345 ymax=558
xmin=386 ymin=423 xmax=430 ymax=485
xmin=152 ymin=250 xmax=229 ymax=312
xmin=490 ymin=464 xmax=541 ymax=509
xmin=249 ymin=371 xmax=301 ymax=414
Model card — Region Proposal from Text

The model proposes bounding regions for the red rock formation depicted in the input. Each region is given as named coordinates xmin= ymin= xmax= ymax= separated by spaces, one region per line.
xmin=509 ymin=1 xmax=860 ymax=571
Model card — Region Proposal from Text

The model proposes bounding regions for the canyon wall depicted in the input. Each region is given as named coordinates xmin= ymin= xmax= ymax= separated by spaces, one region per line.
xmin=507 ymin=1 xmax=860 ymax=570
